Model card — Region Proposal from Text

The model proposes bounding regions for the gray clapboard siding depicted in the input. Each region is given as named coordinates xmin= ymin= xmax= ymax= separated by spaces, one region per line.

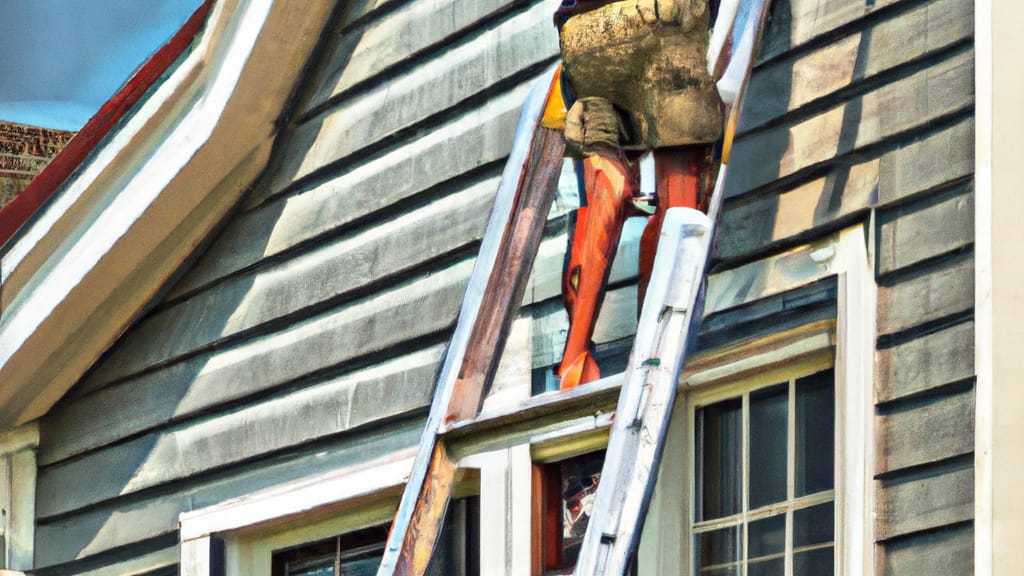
xmin=80 ymin=185 xmax=490 ymax=387
xmin=264 ymin=76 xmax=533 ymax=200
xmin=877 ymin=253 xmax=973 ymax=336
xmin=285 ymin=0 xmax=557 ymax=179
xmin=304 ymin=0 xmax=534 ymax=112
xmin=38 ymin=358 xmax=431 ymax=519
xmin=726 ymin=49 xmax=973 ymax=198
xmin=714 ymin=159 xmax=877 ymax=263
xmin=37 ymin=263 xmax=472 ymax=512
xmin=245 ymin=77 xmax=522 ymax=209
xmin=40 ymin=344 xmax=444 ymax=467
xmin=875 ymin=321 xmax=974 ymax=403
xmin=715 ymin=116 xmax=974 ymax=265
xmin=876 ymin=117 xmax=974 ymax=206
xmin=34 ymin=422 xmax=423 ymax=568
xmin=877 ymin=184 xmax=974 ymax=276
xmin=80 ymin=254 xmax=469 ymax=401
xmin=876 ymin=458 xmax=974 ymax=541
xmin=877 ymin=524 xmax=973 ymax=576
xmin=741 ymin=0 xmax=972 ymax=132
xmin=876 ymin=386 xmax=974 ymax=474
xmin=34 ymin=546 xmax=181 ymax=576
xmin=759 ymin=0 xmax=908 ymax=62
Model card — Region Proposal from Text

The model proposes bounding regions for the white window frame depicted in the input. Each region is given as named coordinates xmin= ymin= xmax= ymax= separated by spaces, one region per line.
xmin=685 ymin=356 xmax=837 ymax=576
xmin=0 ymin=423 xmax=37 ymax=575
xmin=638 ymin=224 xmax=875 ymax=576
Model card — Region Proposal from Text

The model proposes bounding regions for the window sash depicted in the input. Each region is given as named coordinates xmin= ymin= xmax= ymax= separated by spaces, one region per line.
xmin=689 ymin=368 xmax=836 ymax=576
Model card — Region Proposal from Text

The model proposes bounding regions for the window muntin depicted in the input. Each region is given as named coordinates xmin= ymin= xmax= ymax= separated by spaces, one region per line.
xmin=692 ymin=368 xmax=835 ymax=576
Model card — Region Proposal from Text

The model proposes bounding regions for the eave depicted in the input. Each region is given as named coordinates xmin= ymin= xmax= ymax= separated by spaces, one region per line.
xmin=0 ymin=0 xmax=336 ymax=429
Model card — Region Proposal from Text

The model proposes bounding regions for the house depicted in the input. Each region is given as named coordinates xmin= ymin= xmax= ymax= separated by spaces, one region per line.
xmin=0 ymin=0 xmax=1016 ymax=574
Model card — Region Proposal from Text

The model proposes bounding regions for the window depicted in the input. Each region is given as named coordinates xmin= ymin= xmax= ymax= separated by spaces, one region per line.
xmin=270 ymin=498 xmax=479 ymax=576
xmin=535 ymin=450 xmax=606 ymax=574
xmin=691 ymin=368 xmax=835 ymax=576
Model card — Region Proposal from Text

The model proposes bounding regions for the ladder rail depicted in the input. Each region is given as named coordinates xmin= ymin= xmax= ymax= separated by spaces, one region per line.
xmin=377 ymin=65 xmax=563 ymax=576
xmin=572 ymin=0 xmax=776 ymax=572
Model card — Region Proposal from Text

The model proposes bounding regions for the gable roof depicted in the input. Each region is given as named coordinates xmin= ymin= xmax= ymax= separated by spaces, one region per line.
xmin=0 ymin=0 xmax=336 ymax=429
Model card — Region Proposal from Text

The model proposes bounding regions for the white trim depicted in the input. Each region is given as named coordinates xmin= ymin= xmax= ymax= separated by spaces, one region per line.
xmin=464 ymin=446 xmax=532 ymax=576
xmin=0 ymin=424 xmax=37 ymax=455
xmin=179 ymin=451 xmax=416 ymax=542
xmin=832 ymin=226 xmax=876 ymax=576
xmin=974 ymin=0 xmax=993 ymax=573
xmin=678 ymin=225 xmax=874 ymax=576
xmin=0 ymin=424 xmax=38 ymax=572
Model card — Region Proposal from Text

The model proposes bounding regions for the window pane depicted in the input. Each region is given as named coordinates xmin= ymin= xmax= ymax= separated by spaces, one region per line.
xmin=697 ymin=398 xmax=742 ymax=520
xmin=748 ymin=514 xmax=785 ymax=560
xmin=747 ymin=557 xmax=784 ymax=576
xmin=560 ymin=451 xmax=604 ymax=567
xmin=288 ymin=564 xmax=334 ymax=576
xmin=696 ymin=525 xmax=742 ymax=575
xmin=793 ymin=502 xmax=834 ymax=549
xmin=796 ymin=370 xmax=834 ymax=496
xmin=339 ymin=555 xmax=380 ymax=576
xmin=749 ymin=384 xmax=788 ymax=509
xmin=793 ymin=546 xmax=834 ymax=576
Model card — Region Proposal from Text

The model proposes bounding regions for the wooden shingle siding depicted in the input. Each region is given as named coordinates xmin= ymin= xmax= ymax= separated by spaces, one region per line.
xmin=35 ymin=0 xmax=560 ymax=571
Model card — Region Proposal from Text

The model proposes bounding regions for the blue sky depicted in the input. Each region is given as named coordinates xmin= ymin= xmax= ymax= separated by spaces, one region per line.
xmin=0 ymin=0 xmax=204 ymax=131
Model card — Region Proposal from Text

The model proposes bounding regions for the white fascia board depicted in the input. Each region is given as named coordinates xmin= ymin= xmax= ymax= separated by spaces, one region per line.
xmin=0 ymin=0 xmax=335 ymax=428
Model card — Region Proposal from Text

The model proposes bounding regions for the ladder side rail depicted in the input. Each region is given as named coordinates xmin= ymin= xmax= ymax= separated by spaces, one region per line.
xmin=378 ymin=65 xmax=562 ymax=576
xmin=572 ymin=0 xmax=776 ymax=572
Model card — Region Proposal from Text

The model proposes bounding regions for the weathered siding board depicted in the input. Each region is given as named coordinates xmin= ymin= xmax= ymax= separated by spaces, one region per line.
xmin=714 ymin=158 xmax=877 ymax=264
xmin=876 ymin=252 xmax=973 ymax=337
xmin=286 ymin=0 xmax=557 ymax=181
xmin=742 ymin=0 xmax=972 ymax=132
xmin=759 ymin=0 xmax=908 ymax=63
xmin=876 ymin=458 xmax=974 ymax=541
xmin=876 ymin=386 xmax=974 ymax=474
xmin=305 ymin=0 xmax=532 ymax=112
xmin=40 ymin=345 xmax=444 ymax=467
xmin=39 ymin=361 xmax=430 ymax=519
xmin=34 ymin=422 xmax=422 ymax=568
xmin=727 ymin=49 xmax=973 ymax=198
xmin=875 ymin=320 xmax=974 ymax=404
xmin=79 ymin=188 xmax=489 ymax=387
xmin=42 ymin=257 xmax=471 ymax=467
xmin=877 ymin=184 xmax=974 ymax=276
xmin=257 ymin=73 xmax=530 ymax=205
xmin=715 ymin=116 xmax=973 ymax=266
xmin=876 ymin=116 xmax=974 ymax=207
xmin=877 ymin=524 xmax=973 ymax=576
xmin=33 ymin=545 xmax=181 ymax=576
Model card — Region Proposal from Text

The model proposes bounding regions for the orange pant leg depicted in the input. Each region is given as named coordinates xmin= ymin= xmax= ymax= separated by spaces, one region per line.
xmin=558 ymin=152 xmax=635 ymax=390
